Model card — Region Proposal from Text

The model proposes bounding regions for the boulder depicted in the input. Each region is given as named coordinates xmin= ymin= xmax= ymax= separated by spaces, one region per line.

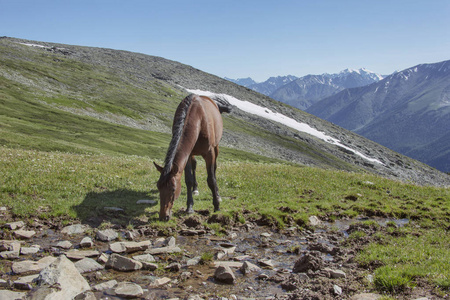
xmin=105 ymin=253 xmax=142 ymax=271
xmin=114 ymin=282 xmax=144 ymax=298
xmin=214 ymin=265 xmax=235 ymax=284
xmin=34 ymin=255 xmax=90 ymax=300
xmin=80 ymin=237 xmax=94 ymax=248
xmin=12 ymin=256 xmax=57 ymax=275
xmin=61 ymin=224 xmax=88 ymax=235
xmin=240 ymin=261 xmax=261 ymax=275
xmin=293 ymin=252 xmax=323 ymax=273
xmin=74 ymin=258 xmax=104 ymax=273
xmin=96 ymin=229 xmax=118 ymax=242
xmin=92 ymin=279 xmax=117 ymax=291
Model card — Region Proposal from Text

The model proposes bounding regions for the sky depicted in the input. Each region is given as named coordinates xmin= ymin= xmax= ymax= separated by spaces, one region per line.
xmin=1 ymin=0 xmax=450 ymax=82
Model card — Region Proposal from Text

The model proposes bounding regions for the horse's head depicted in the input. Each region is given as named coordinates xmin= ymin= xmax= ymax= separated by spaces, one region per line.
xmin=154 ymin=162 xmax=181 ymax=221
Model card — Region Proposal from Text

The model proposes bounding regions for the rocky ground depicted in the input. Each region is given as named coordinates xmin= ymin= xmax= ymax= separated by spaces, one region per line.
xmin=0 ymin=206 xmax=444 ymax=300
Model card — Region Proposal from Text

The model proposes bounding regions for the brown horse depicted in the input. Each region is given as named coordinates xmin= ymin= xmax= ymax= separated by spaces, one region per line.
xmin=154 ymin=94 xmax=231 ymax=221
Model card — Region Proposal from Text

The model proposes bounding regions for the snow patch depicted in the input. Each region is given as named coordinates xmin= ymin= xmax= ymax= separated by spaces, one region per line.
xmin=186 ymin=89 xmax=383 ymax=165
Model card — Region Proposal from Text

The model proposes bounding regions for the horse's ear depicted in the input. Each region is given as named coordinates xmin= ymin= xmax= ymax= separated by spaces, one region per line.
xmin=153 ymin=162 xmax=163 ymax=173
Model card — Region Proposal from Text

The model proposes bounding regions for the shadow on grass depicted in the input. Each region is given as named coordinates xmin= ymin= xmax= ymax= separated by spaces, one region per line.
xmin=73 ymin=189 xmax=159 ymax=228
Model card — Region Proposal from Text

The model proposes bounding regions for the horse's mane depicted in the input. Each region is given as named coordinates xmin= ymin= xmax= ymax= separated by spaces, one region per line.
xmin=160 ymin=94 xmax=194 ymax=181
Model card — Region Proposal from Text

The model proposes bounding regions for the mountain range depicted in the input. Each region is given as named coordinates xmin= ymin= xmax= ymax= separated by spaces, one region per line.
xmin=306 ymin=60 xmax=450 ymax=173
xmin=227 ymin=69 xmax=384 ymax=110
xmin=0 ymin=37 xmax=448 ymax=186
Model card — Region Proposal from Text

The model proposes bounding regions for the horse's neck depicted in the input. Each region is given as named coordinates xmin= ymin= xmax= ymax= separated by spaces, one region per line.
xmin=172 ymin=121 xmax=199 ymax=175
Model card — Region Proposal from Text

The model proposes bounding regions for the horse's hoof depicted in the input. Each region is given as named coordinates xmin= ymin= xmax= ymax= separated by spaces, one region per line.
xmin=186 ymin=208 xmax=195 ymax=214
xmin=193 ymin=190 xmax=199 ymax=196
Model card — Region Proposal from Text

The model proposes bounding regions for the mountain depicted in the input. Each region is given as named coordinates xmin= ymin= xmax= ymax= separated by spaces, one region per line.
xmin=224 ymin=77 xmax=257 ymax=87
xmin=306 ymin=61 xmax=450 ymax=173
xmin=247 ymin=75 xmax=299 ymax=95
xmin=271 ymin=69 xmax=384 ymax=110
xmin=1 ymin=37 xmax=448 ymax=186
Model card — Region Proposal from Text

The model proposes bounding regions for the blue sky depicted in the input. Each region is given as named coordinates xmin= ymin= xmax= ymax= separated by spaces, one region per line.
xmin=1 ymin=0 xmax=449 ymax=81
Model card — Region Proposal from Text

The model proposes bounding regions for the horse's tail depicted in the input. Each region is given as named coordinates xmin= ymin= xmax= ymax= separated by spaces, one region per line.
xmin=211 ymin=95 xmax=232 ymax=114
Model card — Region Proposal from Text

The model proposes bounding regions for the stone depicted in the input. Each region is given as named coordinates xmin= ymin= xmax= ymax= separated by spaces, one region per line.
xmin=350 ymin=293 xmax=382 ymax=300
xmin=5 ymin=221 xmax=25 ymax=230
xmin=0 ymin=250 xmax=20 ymax=259
xmin=104 ymin=206 xmax=124 ymax=212
xmin=20 ymin=246 xmax=40 ymax=255
xmin=97 ymin=252 xmax=109 ymax=264
xmin=65 ymin=249 xmax=100 ymax=260
xmin=257 ymin=273 xmax=270 ymax=280
xmin=146 ymin=246 xmax=181 ymax=255
xmin=12 ymin=256 xmax=57 ymax=274
xmin=110 ymin=241 xmax=151 ymax=253
xmin=0 ymin=278 xmax=8 ymax=288
xmin=166 ymin=236 xmax=176 ymax=247
xmin=133 ymin=253 xmax=155 ymax=263
xmin=141 ymin=262 xmax=158 ymax=271
xmin=92 ymin=279 xmax=117 ymax=291
xmin=240 ymin=261 xmax=262 ymax=275
xmin=333 ymin=284 xmax=342 ymax=295
xmin=80 ymin=236 xmax=94 ymax=248
xmin=293 ymin=252 xmax=323 ymax=273
xmin=75 ymin=258 xmax=104 ymax=273
xmin=136 ymin=199 xmax=157 ymax=205
xmin=34 ymin=255 xmax=90 ymax=300
xmin=214 ymin=261 xmax=243 ymax=268
xmin=214 ymin=265 xmax=235 ymax=284
xmin=308 ymin=216 xmax=322 ymax=226
xmin=14 ymin=274 xmax=39 ymax=290
xmin=14 ymin=229 xmax=36 ymax=239
xmin=260 ymin=232 xmax=272 ymax=238
xmin=165 ymin=262 xmax=181 ymax=272
xmin=151 ymin=277 xmax=171 ymax=287
xmin=186 ymin=256 xmax=201 ymax=266
xmin=114 ymin=281 xmax=144 ymax=298
xmin=0 ymin=290 xmax=27 ymax=300
xmin=324 ymin=268 xmax=347 ymax=279
xmin=96 ymin=229 xmax=118 ymax=242
xmin=56 ymin=240 xmax=73 ymax=249
xmin=180 ymin=271 xmax=192 ymax=281
xmin=105 ymin=253 xmax=142 ymax=271
xmin=74 ymin=290 xmax=97 ymax=300
xmin=258 ymin=259 xmax=275 ymax=269
xmin=61 ymin=224 xmax=88 ymax=235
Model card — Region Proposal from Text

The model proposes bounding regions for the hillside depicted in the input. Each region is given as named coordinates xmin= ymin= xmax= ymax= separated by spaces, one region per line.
xmin=306 ymin=61 xmax=450 ymax=173
xmin=0 ymin=37 xmax=449 ymax=186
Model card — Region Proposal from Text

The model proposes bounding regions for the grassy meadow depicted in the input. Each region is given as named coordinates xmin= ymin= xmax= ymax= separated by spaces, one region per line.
xmin=1 ymin=145 xmax=449 ymax=295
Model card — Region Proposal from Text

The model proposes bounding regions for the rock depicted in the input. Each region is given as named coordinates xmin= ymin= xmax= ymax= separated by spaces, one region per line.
xmin=110 ymin=241 xmax=151 ymax=253
xmin=166 ymin=236 xmax=176 ymax=247
xmin=136 ymin=199 xmax=157 ymax=205
xmin=293 ymin=252 xmax=323 ymax=273
xmin=165 ymin=262 xmax=181 ymax=272
xmin=333 ymin=284 xmax=342 ymax=295
xmin=80 ymin=237 xmax=94 ymax=248
xmin=257 ymin=273 xmax=270 ymax=280
xmin=150 ymin=277 xmax=171 ymax=287
xmin=5 ymin=221 xmax=25 ymax=230
xmin=186 ymin=256 xmax=201 ymax=266
xmin=146 ymin=246 xmax=181 ymax=255
xmin=14 ymin=274 xmax=39 ymax=290
xmin=104 ymin=206 xmax=124 ymax=212
xmin=75 ymin=258 xmax=104 ymax=273
xmin=141 ymin=262 xmax=158 ymax=271
xmin=96 ymin=229 xmax=118 ymax=241
xmin=133 ymin=253 xmax=155 ymax=263
xmin=323 ymin=268 xmax=346 ymax=279
xmin=114 ymin=281 xmax=144 ymax=298
xmin=34 ymin=255 xmax=90 ymax=300
xmin=240 ymin=261 xmax=261 ymax=275
xmin=214 ymin=265 xmax=235 ymax=284
xmin=105 ymin=253 xmax=142 ymax=271
xmin=0 ymin=278 xmax=8 ymax=288
xmin=97 ymin=252 xmax=109 ymax=264
xmin=92 ymin=279 xmax=117 ymax=291
xmin=0 ymin=290 xmax=27 ymax=300
xmin=180 ymin=271 xmax=192 ymax=281
xmin=0 ymin=250 xmax=20 ymax=259
xmin=233 ymin=255 xmax=252 ymax=261
xmin=20 ymin=246 xmax=40 ymax=255
xmin=14 ymin=229 xmax=36 ymax=239
xmin=308 ymin=216 xmax=322 ymax=226
xmin=61 ymin=224 xmax=88 ymax=235
xmin=12 ymin=256 xmax=57 ymax=274
xmin=350 ymin=293 xmax=382 ymax=300
xmin=258 ymin=259 xmax=275 ymax=269
xmin=214 ymin=261 xmax=243 ymax=268
xmin=260 ymin=232 xmax=272 ymax=238
xmin=65 ymin=249 xmax=100 ymax=260
xmin=74 ymin=290 xmax=97 ymax=300
xmin=56 ymin=240 xmax=73 ymax=249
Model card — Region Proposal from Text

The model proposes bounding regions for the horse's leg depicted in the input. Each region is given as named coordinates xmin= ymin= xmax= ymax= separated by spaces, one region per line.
xmin=205 ymin=146 xmax=221 ymax=212
xmin=185 ymin=156 xmax=195 ymax=214
xmin=192 ymin=156 xmax=199 ymax=196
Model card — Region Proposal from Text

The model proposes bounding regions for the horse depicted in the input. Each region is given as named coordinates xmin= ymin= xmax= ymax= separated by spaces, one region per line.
xmin=154 ymin=93 xmax=232 ymax=221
